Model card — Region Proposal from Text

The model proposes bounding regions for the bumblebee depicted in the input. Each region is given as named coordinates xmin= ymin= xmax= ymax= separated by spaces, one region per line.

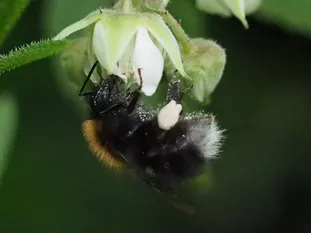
xmin=80 ymin=61 xmax=223 ymax=203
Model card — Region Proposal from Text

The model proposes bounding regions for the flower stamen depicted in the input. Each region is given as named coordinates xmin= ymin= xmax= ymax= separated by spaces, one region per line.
xmin=138 ymin=68 xmax=144 ymax=90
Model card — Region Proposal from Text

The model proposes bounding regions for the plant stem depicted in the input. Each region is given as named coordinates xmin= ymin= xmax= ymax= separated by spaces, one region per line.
xmin=120 ymin=0 xmax=133 ymax=13
xmin=159 ymin=10 xmax=193 ymax=54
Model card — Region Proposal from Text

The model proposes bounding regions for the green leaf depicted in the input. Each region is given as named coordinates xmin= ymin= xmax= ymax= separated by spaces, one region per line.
xmin=0 ymin=39 xmax=73 ymax=75
xmin=0 ymin=94 xmax=18 ymax=187
xmin=0 ymin=0 xmax=31 ymax=46
xmin=257 ymin=1 xmax=311 ymax=38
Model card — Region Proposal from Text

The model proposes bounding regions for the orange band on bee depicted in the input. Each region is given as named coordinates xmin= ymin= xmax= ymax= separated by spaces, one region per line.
xmin=82 ymin=120 xmax=123 ymax=169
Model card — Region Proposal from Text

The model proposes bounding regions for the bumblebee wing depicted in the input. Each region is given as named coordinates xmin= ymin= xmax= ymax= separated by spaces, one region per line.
xmin=156 ymin=186 xmax=196 ymax=215
xmin=146 ymin=180 xmax=196 ymax=215
xmin=167 ymin=194 xmax=196 ymax=215
xmin=111 ymin=148 xmax=196 ymax=214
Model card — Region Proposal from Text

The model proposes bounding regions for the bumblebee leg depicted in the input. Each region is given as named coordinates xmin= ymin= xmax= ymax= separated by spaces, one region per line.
xmin=107 ymin=74 xmax=119 ymax=93
xmin=127 ymin=91 xmax=141 ymax=113
xmin=79 ymin=61 xmax=99 ymax=96
xmin=127 ymin=68 xmax=143 ymax=113
xmin=167 ymin=71 xmax=182 ymax=104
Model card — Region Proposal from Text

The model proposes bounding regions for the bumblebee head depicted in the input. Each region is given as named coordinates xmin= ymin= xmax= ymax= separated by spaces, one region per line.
xmin=89 ymin=75 xmax=129 ymax=118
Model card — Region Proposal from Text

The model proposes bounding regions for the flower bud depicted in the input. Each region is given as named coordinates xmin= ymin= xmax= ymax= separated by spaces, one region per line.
xmin=60 ymin=37 xmax=99 ymax=93
xmin=196 ymin=0 xmax=262 ymax=28
xmin=182 ymin=38 xmax=226 ymax=104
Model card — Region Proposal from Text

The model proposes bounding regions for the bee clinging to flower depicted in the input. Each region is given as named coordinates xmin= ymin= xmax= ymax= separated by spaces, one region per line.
xmin=80 ymin=61 xmax=224 ymax=199
xmin=54 ymin=0 xmax=227 ymax=212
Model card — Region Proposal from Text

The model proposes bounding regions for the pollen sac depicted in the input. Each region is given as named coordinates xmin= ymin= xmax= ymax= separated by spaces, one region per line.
xmin=182 ymin=38 xmax=226 ymax=104
xmin=157 ymin=100 xmax=182 ymax=130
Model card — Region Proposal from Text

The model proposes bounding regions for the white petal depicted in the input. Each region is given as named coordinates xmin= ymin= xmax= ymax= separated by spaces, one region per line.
xmin=132 ymin=27 xmax=164 ymax=96
xmin=92 ymin=22 xmax=110 ymax=73
xmin=85 ymin=35 xmax=101 ymax=84
xmin=117 ymin=37 xmax=135 ymax=78
xmin=143 ymin=14 xmax=187 ymax=78
xmin=92 ymin=17 xmax=139 ymax=74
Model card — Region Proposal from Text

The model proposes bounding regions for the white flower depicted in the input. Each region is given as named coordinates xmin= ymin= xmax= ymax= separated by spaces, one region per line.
xmin=53 ymin=9 xmax=186 ymax=96
xmin=196 ymin=0 xmax=262 ymax=28
xmin=92 ymin=23 xmax=164 ymax=95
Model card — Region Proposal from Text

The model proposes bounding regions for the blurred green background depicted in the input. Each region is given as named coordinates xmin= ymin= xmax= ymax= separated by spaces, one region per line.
xmin=1 ymin=0 xmax=311 ymax=232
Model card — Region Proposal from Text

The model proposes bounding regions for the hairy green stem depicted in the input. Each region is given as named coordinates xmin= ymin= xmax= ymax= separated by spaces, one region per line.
xmin=120 ymin=0 xmax=133 ymax=13
xmin=159 ymin=10 xmax=193 ymax=54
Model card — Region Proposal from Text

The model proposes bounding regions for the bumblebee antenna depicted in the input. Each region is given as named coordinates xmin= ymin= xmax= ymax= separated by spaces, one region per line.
xmin=79 ymin=61 xmax=99 ymax=96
